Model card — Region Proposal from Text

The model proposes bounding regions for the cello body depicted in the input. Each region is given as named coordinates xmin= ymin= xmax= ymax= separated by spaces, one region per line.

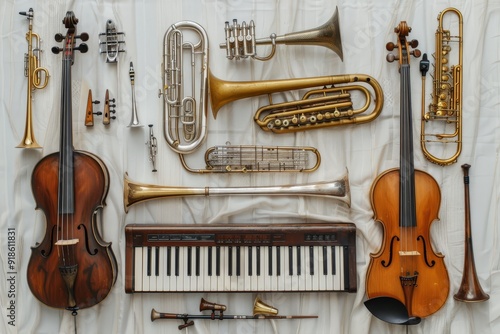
xmin=367 ymin=168 xmax=449 ymax=318
xmin=26 ymin=12 xmax=117 ymax=312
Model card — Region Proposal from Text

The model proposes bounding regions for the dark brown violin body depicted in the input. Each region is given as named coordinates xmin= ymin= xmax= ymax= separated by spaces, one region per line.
xmin=27 ymin=12 xmax=116 ymax=312
xmin=365 ymin=22 xmax=449 ymax=319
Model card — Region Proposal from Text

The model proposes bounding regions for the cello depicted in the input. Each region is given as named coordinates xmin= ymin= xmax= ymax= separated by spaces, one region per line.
xmin=365 ymin=22 xmax=449 ymax=321
xmin=27 ymin=11 xmax=117 ymax=314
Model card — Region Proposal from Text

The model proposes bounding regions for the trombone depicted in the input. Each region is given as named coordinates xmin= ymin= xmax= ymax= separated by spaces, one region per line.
xmin=17 ymin=8 xmax=49 ymax=149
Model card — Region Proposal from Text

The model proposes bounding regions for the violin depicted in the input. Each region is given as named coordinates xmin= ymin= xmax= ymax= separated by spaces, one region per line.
xmin=365 ymin=22 xmax=449 ymax=319
xmin=27 ymin=12 xmax=117 ymax=313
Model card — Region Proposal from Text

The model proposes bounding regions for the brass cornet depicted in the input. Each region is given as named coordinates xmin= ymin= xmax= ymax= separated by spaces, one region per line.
xmin=17 ymin=8 xmax=49 ymax=149
xmin=209 ymin=71 xmax=384 ymax=133
xmin=421 ymin=7 xmax=463 ymax=166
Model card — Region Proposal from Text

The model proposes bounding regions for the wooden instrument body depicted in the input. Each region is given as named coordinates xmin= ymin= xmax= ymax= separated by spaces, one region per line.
xmin=28 ymin=150 xmax=116 ymax=309
xmin=367 ymin=168 xmax=449 ymax=318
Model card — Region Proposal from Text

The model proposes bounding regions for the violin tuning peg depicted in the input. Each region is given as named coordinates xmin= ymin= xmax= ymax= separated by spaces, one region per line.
xmin=75 ymin=43 xmax=88 ymax=53
xmin=51 ymin=46 xmax=63 ymax=54
xmin=386 ymin=42 xmax=397 ymax=51
xmin=54 ymin=33 xmax=65 ymax=42
xmin=411 ymin=49 xmax=421 ymax=58
xmin=386 ymin=53 xmax=398 ymax=63
xmin=409 ymin=39 xmax=419 ymax=48
xmin=77 ymin=32 xmax=89 ymax=41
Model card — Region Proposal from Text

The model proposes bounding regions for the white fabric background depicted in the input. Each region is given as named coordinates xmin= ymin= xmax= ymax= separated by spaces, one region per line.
xmin=1 ymin=0 xmax=499 ymax=333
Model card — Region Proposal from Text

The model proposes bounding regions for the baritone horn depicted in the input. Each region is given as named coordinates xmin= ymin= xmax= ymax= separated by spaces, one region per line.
xmin=220 ymin=7 xmax=342 ymax=61
xmin=17 ymin=8 xmax=49 ymax=149
xmin=421 ymin=7 xmax=463 ymax=166
xmin=159 ymin=20 xmax=209 ymax=154
xmin=123 ymin=171 xmax=350 ymax=213
xmin=209 ymin=71 xmax=384 ymax=133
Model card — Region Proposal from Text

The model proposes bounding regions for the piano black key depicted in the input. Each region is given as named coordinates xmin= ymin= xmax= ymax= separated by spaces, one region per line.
xmin=175 ymin=246 xmax=180 ymax=276
xmin=216 ymin=246 xmax=221 ymax=276
xmin=167 ymin=246 xmax=171 ymax=276
xmin=195 ymin=246 xmax=200 ymax=276
xmin=268 ymin=246 xmax=273 ymax=276
xmin=323 ymin=246 xmax=328 ymax=275
xmin=297 ymin=246 xmax=301 ymax=276
xmin=276 ymin=246 xmax=281 ymax=276
xmin=288 ymin=246 xmax=293 ymax=275
xmin=187 ymin=246 xmax=192 ymax=276
xmin=155 ymin=247 xmax=160 ymax=276
xmin=248 ymin=246 xmax=253 ymax=276
xmin=208 ymin=246 xmax=212 ymax=276
xmin=228 ymin=246 xmax=233 ymax=276
xmin=147 ymin=246 xmax=152 ymax=276
xmin=256 ymin=246 xmax=261 ymax=276
xmin=331 ymin=246 xmax=336 ymax=275
xmin=236 ymin=246 xmax=241 ymax=276
xmin=309 ymin=246 xmax=314 ymax=275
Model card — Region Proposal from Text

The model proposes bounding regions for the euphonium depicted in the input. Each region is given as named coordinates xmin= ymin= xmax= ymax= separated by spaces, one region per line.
xmin=160 ymin=20 xmax=209 ymax=154
xmin=421 ymin=7 xmax=463 ymax=166
xmin=123 ymin=171 xmax=350 ymax=213
xmin=17 ymin=8 xmax=49 ymax=149
xmin=209 ymin=71 xmax=384 ymax=133
xmin=220 ymin=7 xmax=342 ymax=61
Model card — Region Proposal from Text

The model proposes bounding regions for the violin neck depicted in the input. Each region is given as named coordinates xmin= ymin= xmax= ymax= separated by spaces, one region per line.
xmin=58 ymin=58 xmax=75 ymax=214
xmin=399 ymin=64 xmax=417 ymax=228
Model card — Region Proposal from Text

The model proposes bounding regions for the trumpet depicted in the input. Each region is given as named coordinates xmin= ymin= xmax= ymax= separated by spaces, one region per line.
xmin=209 ymin=71 xmax=384 ymax=133
xmin=17 ymin=8 xmax=49 ymax=149
xmin=220 ymin=7 xmax=342 ymax=61
xmin=159 ymin=20 xmax=208 ymax=154
xmin=420 ymin=8 xmax=463 ymax=165
xmin=178 ymin=144 xmax=321 ymax=173
xmin=128 ymin=61 xmax=143 ymax=127
xmin=146 ymin=124 xmax=158 ymax=172
xmin=123 ymin=171 xmax=350 ymax=213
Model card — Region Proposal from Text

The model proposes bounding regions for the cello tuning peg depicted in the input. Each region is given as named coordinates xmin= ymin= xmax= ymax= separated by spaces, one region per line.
xmin=77 ymin=32 xmax=89 ymax=41
xmin=411 ymin=49 xmax=421 ymax=58
xmin=51 ymin=46 xmax=63 ymax=54
xmin=54 ymin=33 xmax=65 ymax=42
xmin=409 ymin=39 xmax=419 ymax=48
xmin=386 ymin=53 xmax=399 ymax=63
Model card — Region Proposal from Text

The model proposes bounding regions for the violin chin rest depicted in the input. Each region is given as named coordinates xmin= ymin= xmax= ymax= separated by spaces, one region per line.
xmin=364 ymin=297 xmax=421 ymax=326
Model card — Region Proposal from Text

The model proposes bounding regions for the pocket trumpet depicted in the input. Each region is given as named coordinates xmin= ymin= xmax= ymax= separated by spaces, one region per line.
xmin=17 ymin=8 xmax=49 ymax=149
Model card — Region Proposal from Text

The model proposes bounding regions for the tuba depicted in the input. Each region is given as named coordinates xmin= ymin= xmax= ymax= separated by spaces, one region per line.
xmin=159 ymin=21 xmax=209 ymax=154
xmin=123 ymin=171 xmax=350 ymax=213
xmin=420 ymin=7 xmax=463 ymax=166
xmin=17 ymin=8 xmax=49 ymax=149
xmin=220 ymin=7 xmax=342 ymax=61
xmin=209 ymin=71 xmax=384 ymax=133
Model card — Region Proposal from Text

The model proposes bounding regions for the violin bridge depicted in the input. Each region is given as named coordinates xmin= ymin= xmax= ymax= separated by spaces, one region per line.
xmin=55 ymin=239 xmax=79 ymax=246
xmin=398 ymin=250 xmax=420 ymax=256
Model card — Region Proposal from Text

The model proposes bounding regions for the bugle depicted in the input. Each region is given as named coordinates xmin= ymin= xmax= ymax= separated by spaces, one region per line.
xmin=220 ymin=7 xmax=342 ymax=61
xmin=420 ymin=7 xmax=463 ymax=166
xmin=123 ymin=171 xmax=350 ymax=213
xmin=454 ymin=164 xmax=489 ymax=302
xmin=17 ymin=8 xmax=49 ymax=149
xmin=159 ymin=20 xmax=209 ymax=154
xmin=209 ymin=70 xmax=383 ymax=133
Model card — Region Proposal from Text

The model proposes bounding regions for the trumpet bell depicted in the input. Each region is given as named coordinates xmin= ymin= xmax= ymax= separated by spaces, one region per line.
xmin=253 ymin=298 xmax=278 ymax=316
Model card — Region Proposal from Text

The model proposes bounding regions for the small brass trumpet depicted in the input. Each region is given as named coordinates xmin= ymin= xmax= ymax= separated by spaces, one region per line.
xmin=17 ymin=8 xmax=49 ymax=149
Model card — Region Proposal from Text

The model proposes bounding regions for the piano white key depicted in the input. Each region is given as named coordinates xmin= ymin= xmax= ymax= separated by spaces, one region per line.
xmin=229 ymin=246 xmax=238 ymax=291
xmin=217 ymin=246 xmax=225 ymax=291
xmin=334 ymin=246 xmax=340 ymax=291
xmin=284 ymin=246 xmax=292 ymax=291
xmin=150 ymin=246 xmax=159 ymax=291
xmin=257 ymin=246 xmax=265 ymax=291
xmin=142 ymin=247 xmax=150 ymax=292
xmin=278 ymin=246 xmax=285 ymax=291
xmin=160 ymin=247 xmax=168 ymax=292
xmin=270 ymin=246 xmax=278 ymax=291
xmin=312 ymin=246 xmax=320 ymax=291
xmin=262 ymin=246 xmax=270 ymax=291
xmin=339 ymin=246 xmax=345 ymax=290
xmin=300 ymin=245 xmax=308 ymax=291
xmin=134 ymin=247 xmax=143 ymax=292
xmin=291 ymin=246 xmax=300 ymax=291
xmin=208 ymin=246 xmax=217 ymax=292
xmin=176 ymin=246 xmax=185 ymax=292
xmin=237 ymin=246 xmax=246 ymax=291
xmin=197 ymin=246 xmax=205 ymax=291
xmin=319 ymin=246 xmax=327 ymax=291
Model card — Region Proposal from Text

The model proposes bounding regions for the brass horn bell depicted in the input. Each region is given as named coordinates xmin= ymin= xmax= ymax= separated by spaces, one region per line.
xmin=253 ymin=298 xmax=278 ymax=316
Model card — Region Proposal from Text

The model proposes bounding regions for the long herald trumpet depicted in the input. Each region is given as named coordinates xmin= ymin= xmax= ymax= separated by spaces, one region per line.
xmin=454 ymin=164 xmax=489 ymax=302
xmin=160 ymin=21 xmax=209 ymax=154
xmin=123 ymin=170 xmax=350 ymax=213
xmin=179 ymin=144 xmax=321 ymax=173
xmin=209 ymin=71 xmax=384 ymax=133
xmin=420 ymin=7 xmax=463 ymax=165
xmin=17 ymin=8 xmax=49 ymax=149
xmin=220 ymin=7 xmax=342 ymax=61
xmin=151 ymin=298 xmax=317 ymax=330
